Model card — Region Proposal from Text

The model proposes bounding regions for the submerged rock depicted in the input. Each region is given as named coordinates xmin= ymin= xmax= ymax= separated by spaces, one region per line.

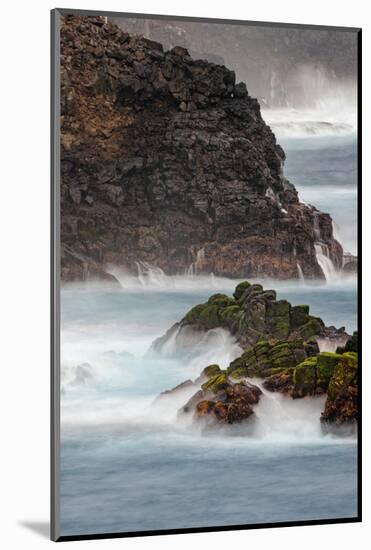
xmin=60 ymin=15 xmax=342 ymax=281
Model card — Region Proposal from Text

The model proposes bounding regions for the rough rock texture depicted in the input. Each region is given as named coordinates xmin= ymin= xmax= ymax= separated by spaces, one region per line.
xmin=60 ymin=15 xmax=342 ymax=282
xmin=263 ymin=351 xmax=342 ymax=398
xmin=228 ymin=337 xmax=319 ymax=380
xmin=178 ymin=364 xmax=262 ymax=425
xmin=321 ymin=352 xmax=358 ymax=429
xmin=152 ymin=281 xmax=336 ymax=351
xmin=111 ymin=17 xmax=358 ymax=109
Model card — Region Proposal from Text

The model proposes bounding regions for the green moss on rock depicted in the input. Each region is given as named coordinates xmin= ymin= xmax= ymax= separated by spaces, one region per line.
xmin=203 ymin=364 xmax=221 ymax=378
xmin=293 ymin=357 xmax=317 ymax=397
xmin=233 ymin=281 xmax=251 ymax=300
xmin=290 ymin=305 xmax=310 ymax=328
xmin=327 ymin=352 xmax=358 ymax=401
xmin=298 ymin=317 xmax=324 ymax=340
xmin=230 ymin=368 xmax=249 ymax=380
xmin=207 ymin=293 xmax=236 ymax=308
xmin=316 ymin=352 xmax=341 ymax=390
xmin=201 ymin=372 xmax=228 ymax=393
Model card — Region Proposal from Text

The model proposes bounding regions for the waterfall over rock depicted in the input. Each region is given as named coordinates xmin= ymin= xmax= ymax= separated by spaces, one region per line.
xmin=314 ymin=244 xmax=337 ymax=281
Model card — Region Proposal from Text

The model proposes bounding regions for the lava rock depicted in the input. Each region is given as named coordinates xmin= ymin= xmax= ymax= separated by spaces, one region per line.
xmin=60 ymin=15 xmax=342 ymax=281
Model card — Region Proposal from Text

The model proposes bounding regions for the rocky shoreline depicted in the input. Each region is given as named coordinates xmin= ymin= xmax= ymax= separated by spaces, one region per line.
xmin=60 ymin=15 xmax=343 ymax=282
xmin=155 ymin=281 xmax=358 ymax=432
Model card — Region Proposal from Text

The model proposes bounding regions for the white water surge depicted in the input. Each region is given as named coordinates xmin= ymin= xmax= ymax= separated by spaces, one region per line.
xmin=60 ymin=278 xmax=357 ymax=536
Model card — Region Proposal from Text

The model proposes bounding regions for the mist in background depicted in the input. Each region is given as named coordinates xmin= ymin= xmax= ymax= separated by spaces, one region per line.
xmin=111 ymin=17 xmax=357 ymax=111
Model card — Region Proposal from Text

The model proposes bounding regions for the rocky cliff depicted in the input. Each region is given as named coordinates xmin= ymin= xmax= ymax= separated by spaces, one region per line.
xmin=60 ymin=15 xmax=342 ymax=282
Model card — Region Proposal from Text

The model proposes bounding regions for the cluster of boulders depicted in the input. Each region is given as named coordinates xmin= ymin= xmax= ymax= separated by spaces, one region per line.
xmin=60 ymin=15 xmax=342 ymax=282
xmin=154 ymin=280 xmax=333 ymax=351
xmin=156 ymin=282 xmax=358 ymax=432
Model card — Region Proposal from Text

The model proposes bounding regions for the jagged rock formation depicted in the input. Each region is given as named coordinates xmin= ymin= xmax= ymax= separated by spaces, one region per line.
xmin=178 ymin=364 xmax=262 ymax=425
xmin=111 ymin=16 xmax=358 ymax=109
xmin=152 ymin=281 xmax=339 ymax=351
xmin=155 ymin=282 xmax=358 ymax=429
xmin=60 ymin=15 xmax=342 ymax=282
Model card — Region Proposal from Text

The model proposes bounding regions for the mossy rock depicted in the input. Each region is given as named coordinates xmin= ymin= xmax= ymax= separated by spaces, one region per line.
xmin=327 ymin=352 xmax=358 ymax=401
xmin=227 ymin=348 xmax=257 ymax=375
xmin=316 ymin=352 xmax=342 ymax=390
xmin=183 ymin=303 xmax=207 ymax=324
xmin=260 ymin=290 xmax=277 ymax=302
xmin=267 ymin=300 xmax=291 ymax=318
xmin=298 ymin=317 xmax=324 ymax=340
xmin=260 ymin=366 xmax=290 ymax=378
xmin=230 ymin=368 xmax=249 ymax=380
xmin=233 ymin=281 xmax=251 ymax=300
xmin=271 ymin=317 xmax=290 ymax=340
xmin=268 ymin=341 xmax=296 ymax=370
xmin=207 ymin=293 xmax=236 ymax=308
xmin=218 ymin=304 xmax=241 ymax=324
xmin=293 ymin=357 xmax=317 ymax=397
xmin=197 ymin=304 xmax=221 ymax=328
xmin=203 ymin=364 xmax=221 ymax=378
xmin=201 ymin=372 xmax=228 ymax=393
xmin=268 ymin=341 xmax=291 ymax=359
xmin=290 ymin=305 xmax=310 ymax=328
xmin=238 ymin=284 xmax=264 ymax=305
xmin=254 ymin=339 xmax=271 ymax=356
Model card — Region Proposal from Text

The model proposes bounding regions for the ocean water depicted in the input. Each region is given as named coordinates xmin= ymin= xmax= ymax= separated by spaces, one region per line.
xmin=59 ymin=121 xmax=358 ymax=536
xmin=60 ymin=277 xmax=358 ymax=536
xmin=282 ymin=134 xmax=357 ymax=255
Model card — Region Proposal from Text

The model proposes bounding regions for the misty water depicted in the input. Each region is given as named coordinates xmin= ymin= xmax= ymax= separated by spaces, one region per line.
xmin=60 ymin=127 xmax=358 ymax=535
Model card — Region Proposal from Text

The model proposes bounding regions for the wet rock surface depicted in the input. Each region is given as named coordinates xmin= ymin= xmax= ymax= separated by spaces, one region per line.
xmin=157 ymin=284 xmax=358 ymax=430
xmin=60 ymin=15 xmax=342 ymax=282
xmin=153 ymin=280 xmax=338 ymax=350
xmin=178 ymin=364 xmax=262 ymax=425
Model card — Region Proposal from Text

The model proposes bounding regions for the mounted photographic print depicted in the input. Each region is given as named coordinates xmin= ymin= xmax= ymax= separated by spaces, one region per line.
xmin=51 ymin=8 xmax=361 ymax=541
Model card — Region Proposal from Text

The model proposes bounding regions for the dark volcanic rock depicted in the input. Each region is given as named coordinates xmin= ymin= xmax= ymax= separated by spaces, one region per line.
xmin=321 ymin=352 xmax=358 ymax=431
xmin=60 ymin=15 xmax=342 ymax=281
xmin=153 ymin=280 xmax=336 ymax=350
xmin=178 ymin=366 xmax=262 ymax=425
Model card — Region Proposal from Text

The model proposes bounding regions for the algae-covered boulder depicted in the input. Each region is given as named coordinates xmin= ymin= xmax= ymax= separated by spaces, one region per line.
xmin=153 ymin=280 xmax=346 ymax=355
xmin=263 ymin=350 xmax=346 ymax=399
xmin=202 ymin=364 xmax=222 ymax=378
xmin=290 ymin=305 xmax=310 ymax=328
xmin=298 ymin=316 xmax=325 ymax=340
xmin=321 ymin=352 xmax=358 ymax=429
xmin=233 ymin=281 xmax=251 ymax=300
xmin=292 ymin=357 xmax=317 ymax=397
xmin=201 ymin=371 xmax=228 ymax=393
xmin=227 ymin=337 xmax=315 ymax=380
xmin=207 ymin=293 xmax=236 ymax=308
xmin=316 ymin=352 xmax=342 ymax=390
